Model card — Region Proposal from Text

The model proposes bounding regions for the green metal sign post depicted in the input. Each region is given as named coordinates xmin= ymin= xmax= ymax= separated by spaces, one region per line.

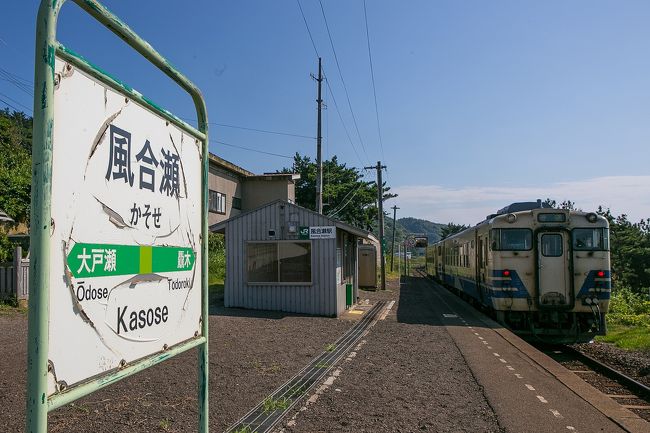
xmin=27 ymin=1 xmax=209 ymax=432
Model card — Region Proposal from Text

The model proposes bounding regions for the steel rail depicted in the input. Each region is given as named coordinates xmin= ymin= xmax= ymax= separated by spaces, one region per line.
xmin=226 ymin=301 xmax=387 ymax=433
xmin=561 ymin=345 xmax=650 ymax=401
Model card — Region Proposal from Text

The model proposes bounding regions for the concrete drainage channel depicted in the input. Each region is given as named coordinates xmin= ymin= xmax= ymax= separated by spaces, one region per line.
xmin=226 ymin=301 xmax=388 ymax=433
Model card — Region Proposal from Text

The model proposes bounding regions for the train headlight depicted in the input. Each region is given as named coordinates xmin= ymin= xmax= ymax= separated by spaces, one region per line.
xmin=586 ymin=212 xmax=598 ymax=223
xmin=506 ymin=213 xmax=517 ymax=223
xmin=585 ymin=297 xmax=592 ymax=305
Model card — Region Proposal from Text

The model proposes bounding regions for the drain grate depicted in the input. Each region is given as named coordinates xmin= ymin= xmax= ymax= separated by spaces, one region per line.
xmin=226 ymin=301 xmax=387 ymax=433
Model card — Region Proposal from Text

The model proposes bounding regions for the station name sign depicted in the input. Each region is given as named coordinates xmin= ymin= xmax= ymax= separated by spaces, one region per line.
xmin=299 ymin=226 xmax=336 ymax=240
xmin=46 ymin=57 xmax=203 ymax=395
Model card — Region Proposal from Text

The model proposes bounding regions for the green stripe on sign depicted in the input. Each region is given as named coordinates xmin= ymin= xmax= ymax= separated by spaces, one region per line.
xmin=66 ymin=243 xmax=195 ymax=278
xmin=140 ymin=246 xmax=153 ymax=274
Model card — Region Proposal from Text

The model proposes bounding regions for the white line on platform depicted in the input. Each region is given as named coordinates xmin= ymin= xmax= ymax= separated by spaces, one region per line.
xmin=566 ymin=426 xmax=576 ymax=431
xmin=482 ymin=341 xmax=489 ymax=344
xmin=525 ymin=384 xmax=535 ymax=391
xmin=474 ymin=332 xmax=480 ymax=336
xmin=493 ymin=353 xmax=500 ymax=357
xmin=487 ymin=346 xmax=492 ymax=349
xmin=478 ymin=336 xmax=484 ymax=340
xmin=537 ymin=395 xmax=548 ymax=403
xmin=549 ymin=409 xmax=564 ymax=419
xmin=515 ymin=373 xmax=524 ymax=379
xmin=499 ymin=358 xmax=507 ymax=363
xmin=506 ymin=365 xmax=515 ymax=370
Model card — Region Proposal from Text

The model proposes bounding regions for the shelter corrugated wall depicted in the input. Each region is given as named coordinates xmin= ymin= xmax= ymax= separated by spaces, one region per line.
xmin=223 ymin=201 xmax=340 ymax=316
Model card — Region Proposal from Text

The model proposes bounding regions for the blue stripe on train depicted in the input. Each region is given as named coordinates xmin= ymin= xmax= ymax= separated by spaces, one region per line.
xmin=577 ymin=270 xmax=611 ymax=300
xmin=439 ymin=269 xmax=611 ymax=301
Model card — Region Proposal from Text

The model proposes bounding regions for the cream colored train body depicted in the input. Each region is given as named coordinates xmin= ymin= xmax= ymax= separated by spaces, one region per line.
xmin=426 ymin=201 xmax=611 ymax=344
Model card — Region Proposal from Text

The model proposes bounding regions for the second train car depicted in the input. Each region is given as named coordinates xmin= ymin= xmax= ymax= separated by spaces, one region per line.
xmin=426 ymin=200 xmax=611 ymax=343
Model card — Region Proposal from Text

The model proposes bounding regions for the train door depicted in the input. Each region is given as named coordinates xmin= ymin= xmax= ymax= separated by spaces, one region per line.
xmin=537 ymin=231 xmax=572 ymax=307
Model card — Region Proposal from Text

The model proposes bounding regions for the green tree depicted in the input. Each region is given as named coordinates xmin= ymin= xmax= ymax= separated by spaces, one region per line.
xmin=440 ymin=222 xmax=469 ymax=240
xmin=597 ymin=207 xmax=650 ymax=295
xmin=0 ymin=109 xmax=32 ymax=225
xmin=282 ymin=153 xmax=396 ymax=231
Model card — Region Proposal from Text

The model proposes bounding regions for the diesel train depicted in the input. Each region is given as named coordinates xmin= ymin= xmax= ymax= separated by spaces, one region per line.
xmin=425 ymin=200 xmax=611 ymax=344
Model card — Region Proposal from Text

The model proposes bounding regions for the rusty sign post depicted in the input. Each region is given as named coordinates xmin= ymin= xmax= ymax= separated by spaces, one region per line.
xmin=27 ymin=1 xmax=209 ymax=432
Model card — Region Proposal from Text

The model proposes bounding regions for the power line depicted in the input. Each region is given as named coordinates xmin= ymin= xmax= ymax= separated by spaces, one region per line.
xmin=363 ymin=0 xmax=385 ymax=161
xmin=323 ymin=75 xmax=364 ymax=167
xmin=0 ymin=97 xmax=22 ymax=113
xmin=0 ymin=68 xmax=33 ymax=96
xmin=181 ymin=117 xmax=314 ymax=139
xmin=295 ymin=0 xmax=367 ymax=169
xmin=0 ymin=91 xmax=32 ymax=113
xmin=317 ymin=0 xmax=370 ymax=164
xmin=212 ymin=140 xmax=294 ymax=159
xmin=296 ymin=0 xmax=320 ymax=58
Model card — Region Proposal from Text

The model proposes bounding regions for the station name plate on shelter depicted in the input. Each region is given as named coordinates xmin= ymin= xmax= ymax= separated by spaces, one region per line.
xmin=299 ymin=226 xmax=336 ymax=240
xmin=47 ymin=57 xmax=203 ymax=396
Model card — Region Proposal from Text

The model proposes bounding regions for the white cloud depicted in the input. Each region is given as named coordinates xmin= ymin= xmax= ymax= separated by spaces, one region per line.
xmin=392 ymin=176 xmax=650 ymax=225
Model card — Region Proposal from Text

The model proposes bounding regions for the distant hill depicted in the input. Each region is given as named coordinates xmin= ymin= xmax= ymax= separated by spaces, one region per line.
xmin=398 ymin=217 xmax=445 ymax=244
xmin=380 ymin=216 xmax=444 ymax=247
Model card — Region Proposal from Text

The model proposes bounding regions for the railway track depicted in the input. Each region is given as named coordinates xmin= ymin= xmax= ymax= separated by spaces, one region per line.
xmin=539 ymin=344 xmax=650 ymax=422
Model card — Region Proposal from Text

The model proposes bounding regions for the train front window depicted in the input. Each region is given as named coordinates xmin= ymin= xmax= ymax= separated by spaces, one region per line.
xmin=491 ymin=228 xmax=532 ymax=251
xmin=572 ymin=228 xmax=609 ymax=251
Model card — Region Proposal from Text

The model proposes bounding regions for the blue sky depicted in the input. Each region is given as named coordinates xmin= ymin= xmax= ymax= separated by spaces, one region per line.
xmin=2 ymin=1 xmax=650 ymax=224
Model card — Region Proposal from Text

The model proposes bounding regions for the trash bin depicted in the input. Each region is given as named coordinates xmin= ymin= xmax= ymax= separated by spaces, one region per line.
xmin=346 ymin=283 xmax=353 ymax=308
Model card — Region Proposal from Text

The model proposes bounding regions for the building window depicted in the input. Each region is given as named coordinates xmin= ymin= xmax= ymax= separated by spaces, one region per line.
xmin=209 ymin=190 xmax=226 ymax=214
xmin=232 ymin=196 xmax=242 ymax=210
xmin=247 ymin=241 xmax=312 ymax=284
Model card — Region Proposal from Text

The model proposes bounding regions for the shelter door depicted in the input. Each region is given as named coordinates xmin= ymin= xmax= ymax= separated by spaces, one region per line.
xmin=537 ymin=232 xmax=571 ymax=308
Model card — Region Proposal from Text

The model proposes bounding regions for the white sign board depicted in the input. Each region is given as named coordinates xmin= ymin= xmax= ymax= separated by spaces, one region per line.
xmin=309 ymin=226 xmax=336 ymax=239
xmin=47 ymin=57 xmax=202 ymax=395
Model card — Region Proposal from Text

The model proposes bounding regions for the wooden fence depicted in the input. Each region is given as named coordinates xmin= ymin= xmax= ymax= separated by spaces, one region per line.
xmin=0 ymin=246 xmax=29 ymax=301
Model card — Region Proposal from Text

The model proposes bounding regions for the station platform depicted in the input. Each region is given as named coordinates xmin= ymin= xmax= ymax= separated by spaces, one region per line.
xmin=281 ymin=274 xmax=648 ymax=433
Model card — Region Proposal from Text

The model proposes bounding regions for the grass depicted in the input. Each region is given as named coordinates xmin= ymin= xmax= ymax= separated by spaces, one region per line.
xmin=596 ymin=323 xmax=650 ymax=351
xmin=287 ymin=385 xmax=306 ymax=397
xmin=262 ymin=396 xmax=290 ymax=413
xmin=233 ymin=426 xmax=256 ymax=433
xmin=315 ymin=362 xmax=331 ymax=368
xmin=0 ymin=298 xmax=26 ymax=315
xmin=158 ymin=418 xmax=172 ymax=431
xmin=324 ymin=343 xmax=336 ymax=352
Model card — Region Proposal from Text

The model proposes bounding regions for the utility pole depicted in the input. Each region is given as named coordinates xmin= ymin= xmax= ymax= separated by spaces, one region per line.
xmin=390 ymin=205 xmax=399 ymax=272
xmin=364 ymin=161 xmax=387 ymax=289
xmin=312 ymin=57 xmax=324 ymax=214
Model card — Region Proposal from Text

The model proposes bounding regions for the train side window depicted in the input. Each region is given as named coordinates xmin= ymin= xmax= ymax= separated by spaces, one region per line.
xmin=572 ymin=228 xmax=610 ymax=251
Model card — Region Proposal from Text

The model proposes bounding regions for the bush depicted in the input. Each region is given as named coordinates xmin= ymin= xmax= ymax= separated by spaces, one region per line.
xmin=607 ymin=286 xmax=650 ymax=328
xmin=208 ymin=233 xmax=226 ymax=284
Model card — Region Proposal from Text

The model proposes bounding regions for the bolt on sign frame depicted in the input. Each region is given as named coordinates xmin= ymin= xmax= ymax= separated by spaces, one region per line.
xmin=27 ymin=1 xmax=209 ymax=432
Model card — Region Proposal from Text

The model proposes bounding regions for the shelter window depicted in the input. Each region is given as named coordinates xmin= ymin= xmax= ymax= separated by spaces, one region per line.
xmin=232 ymin=196 xmax=242 ymax=210
xmin=572 ymin=228 xmax=609 ymax=251
xmin=209 ymin=190 xmax=226 ymax=214
xmin=491 ymin=229 xmax=532 ymax=251
xmin=247 ymin=242 xmax=312 ymax=284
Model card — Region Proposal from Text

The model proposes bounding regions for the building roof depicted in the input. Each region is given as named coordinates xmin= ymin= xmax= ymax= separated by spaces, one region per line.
xmin=208 ymin=153 xmax=299 ymax=182
xmin=208 ymin=152 xmax=255 ymax=177
xmin=248 ymin=173 xmax=301 ymax=181
xmin=210 ymin=199 xmax=376 ymax=241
